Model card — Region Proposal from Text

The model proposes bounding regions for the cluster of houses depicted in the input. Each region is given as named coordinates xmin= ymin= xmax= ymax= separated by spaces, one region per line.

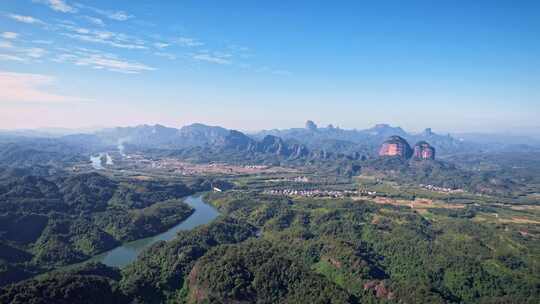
xmin=267 ymin=176 xmax=310 ymax=183
xmin=263 ymin=189 xmax=377 ymax=198
xmin=419 ymin=184 xmax=464 ymax=193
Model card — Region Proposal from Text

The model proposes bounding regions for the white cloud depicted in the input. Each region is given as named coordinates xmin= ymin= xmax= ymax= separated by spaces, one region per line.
xmin=0 ymin=41 xmax=14 ymax=49
xmin=63 ymin=33 xmax=147 ymax=49
xmin=74 ymin=27 xmax=90 ymax=34
xmin=59 ymin=24 xmax=148 ymax=49
xmin=153 ymin=42 xmax=169 ymax=49
xmin=154 ymin=52 xmax=176 ymax=60
xmin=0 ymin=71 xmax=88 ymax=103
xmin=107 ymin=11 xmax=131 ymax=21
xmin=54 ymin=49 xmax=155 ymax=74
xmin=176 ymin=37 xmax=204 ymax=47
xmin=75 ymin=54 xmax=155 ymax=73
xmin=82 ymin=16 xmax=105 ymax=26
xmin=1 ymin=32 xmax=18 ymax=39
xmin=32 ymin=40 xmax=54 ymax=44
xmin=0 ymin=54 xmax=26 ymax=62
xmin=0 ymin=40 xmax=48 ymax=61
xmin=255 ymin=66 xmax=292 ymax=76
xmin=74 ymin=3 xmax=133 ymax=21
xmin=26 ymin=48 xmax=47 ymax=58
xmin=8 ymin=14 xmax=45 ymax=25
xmin=192 ymin=53 xmax=231 ymax=65
xmin=35 ymin=0 xmax=77 ymax=13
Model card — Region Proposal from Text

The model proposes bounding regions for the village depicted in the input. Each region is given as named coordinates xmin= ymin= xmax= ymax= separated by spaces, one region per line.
xmin=419 ymin=184 xmax=465 ymax=193
xmin=263 ymin=188 xmax=377 ymax=198
xmin=85 ymin=152 xmax=294 ymax=176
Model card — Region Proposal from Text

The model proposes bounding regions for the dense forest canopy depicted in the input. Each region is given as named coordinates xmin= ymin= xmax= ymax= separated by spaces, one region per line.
xmin=0 ymin=128 xmax=539 ymax=303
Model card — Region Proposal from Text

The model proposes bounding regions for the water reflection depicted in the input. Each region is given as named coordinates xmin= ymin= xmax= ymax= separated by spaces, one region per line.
xmin=86 ymin=195 xmax=219 ymax=268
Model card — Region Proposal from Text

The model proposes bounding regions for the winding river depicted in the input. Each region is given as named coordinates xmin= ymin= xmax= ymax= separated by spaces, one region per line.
xmin=85 ymin=195 xmax=219 ymax=268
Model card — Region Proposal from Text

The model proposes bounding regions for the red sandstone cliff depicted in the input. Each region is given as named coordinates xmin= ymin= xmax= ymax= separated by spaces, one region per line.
xmin=378 ymin=136 xmax=413 ymax=158
xmin=413 ymin=141 xmax=436 ymax=160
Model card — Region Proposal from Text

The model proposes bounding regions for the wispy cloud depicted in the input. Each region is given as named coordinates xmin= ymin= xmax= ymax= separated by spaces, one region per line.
xmin=74 ymin=3 xmax=133 ymax=21
xmin=4 ymin=4 xmax=287 ymax=77
xmin=82 ymin=15 xmax=105 ymax=26
xmin=256 ymin=66 xmax=292 ymax=76
xmin=227 ymin=44 xmax=253 ymax=59
xmin=0 ymin=71 xmax=88 ymax=103
xmin=75 ymin=54 xmax=155 ymax=73
xmin=192 ymin=52 xmax=232 ymax=65
xmin=26 ymin=48 xmax=47 ymax=58
xmin=59 ymin=24 xmax=147 ymax=49
xmin=8 ymin=14 xmax=45 ymax=25
xmin=1 ymin=32 xmax=18 ymax=40
xmin=34 ymin=0 xmax=77 ymax=13
xmin=107 ymin=11 xmax=132 ymax=21
xmin=176 ymin=37 xmax=204 ymax=47
xmin=153 ymin=42 xmax=169 ymax=49
xmin=154 ymin=52 xmax=176 ymax=60
xmin=32 ymin=39 xmax=54 ymax=44
xmin=54 ymin=48 xmax=155 ymax=74
xmin=0 ymin=41 xmax=14 ymax=49
xmin=0 ymin=41 xmax=47 ymax=61
xmin=0 ymin=54 xmax=26 ymax=62
xmin=63 ymin=33 xmax=147 ymax=49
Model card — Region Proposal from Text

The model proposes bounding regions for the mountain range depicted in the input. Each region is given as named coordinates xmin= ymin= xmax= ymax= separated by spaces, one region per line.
xmin=88 ymin=121 xmax=499 ymax=157
xmin=1 ymin=121 xmax=539 ymax=167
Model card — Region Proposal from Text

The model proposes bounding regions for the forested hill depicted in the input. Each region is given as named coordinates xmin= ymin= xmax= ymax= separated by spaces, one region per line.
xmin=2 ymin=192 xmax=538 ymax=303
xmin=0 ymin=170 xmax=208 ymax=287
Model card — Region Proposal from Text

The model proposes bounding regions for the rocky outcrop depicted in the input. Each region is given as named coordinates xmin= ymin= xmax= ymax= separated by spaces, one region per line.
xmin=413 ymin=141 xmax=436 ymax=160
xmin=179 ymin=123 xmax=230 ymax=146
xmin=221 ymin=130 xmax=256 ymax=151
xmin=378 ymin=136 xmax=413 ymax=158
xmin=219 ymin=132 xmax=310 ymax=159
xmin=257 ymin=135 xmax=309 ymax=158
xmin=379 ymin=136 xmax=436 ymax=160
xmin=258 ymin=135 xmax=287 ymax=154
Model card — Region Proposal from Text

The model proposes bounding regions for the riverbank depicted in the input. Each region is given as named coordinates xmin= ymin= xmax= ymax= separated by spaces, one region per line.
xmin=31 ymin=194 xmax=220 ymax=281
xmin=88 ymin=194 xmax=220 ymax=268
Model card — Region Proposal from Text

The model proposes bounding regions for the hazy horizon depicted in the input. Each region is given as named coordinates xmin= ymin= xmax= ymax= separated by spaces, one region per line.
xmin=1 ymin=120 xmax=540 ymax=139
xmin=1 ymin=1 xmax=539 ymax=133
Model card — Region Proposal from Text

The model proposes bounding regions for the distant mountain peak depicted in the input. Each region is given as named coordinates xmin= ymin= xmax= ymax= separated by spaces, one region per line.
xmin=367 ymin=124 xmax=406 ymax=137
xmin=374 ymin=123 xmax=391 ymax=129
xmin=305 ymin=120 xmax=318 ymax=131
xmin=422 ymin=128 xmax=434 ymax=136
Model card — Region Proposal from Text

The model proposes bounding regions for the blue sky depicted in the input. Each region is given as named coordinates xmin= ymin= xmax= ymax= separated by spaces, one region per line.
xmin=0 ymin=0 xmax=539 ymax=133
